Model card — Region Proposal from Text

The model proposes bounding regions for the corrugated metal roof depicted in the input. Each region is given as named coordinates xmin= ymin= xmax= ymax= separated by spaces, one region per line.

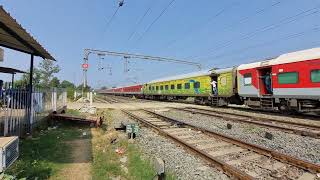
xmin=0 ymin=66 xmax=26 ymax=74
xmin=0 ymin=6 xmax=55 ymax=60
xmin=148 ymin=69 xmax=212 ymax=83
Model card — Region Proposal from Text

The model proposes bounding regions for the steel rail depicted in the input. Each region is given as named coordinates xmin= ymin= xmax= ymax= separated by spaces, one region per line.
xmin=173 ymin=107 xmax=320 ymax=138
xmin=121 ymin=109 xmax=254 ymax=180
xmin=184 ymin=107 xmax=320 ymax=129
xmin=143 ymin=109 xmax=320 ymax=173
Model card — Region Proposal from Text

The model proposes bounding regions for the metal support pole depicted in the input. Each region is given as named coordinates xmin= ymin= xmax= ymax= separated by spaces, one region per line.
xmin=83 ymin=50 xmax=90 ymax=89
xmin=28 ymin=54 xmax=34 ymax=134
xmin=52 ymin=88 xmax=57 ymax=112
xmin=11 ymin=73 xmax=14 ymax=88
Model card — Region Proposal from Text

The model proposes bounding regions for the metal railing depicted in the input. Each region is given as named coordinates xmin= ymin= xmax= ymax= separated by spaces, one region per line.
xmin=0 ymin=87 xmax=67 ymax=137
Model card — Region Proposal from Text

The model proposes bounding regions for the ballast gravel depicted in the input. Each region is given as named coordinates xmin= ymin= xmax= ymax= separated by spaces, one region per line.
xmin=204 ymin=105 xmax=320 ymax=127
xmin=109 ymin=109 xmax=229 ymax=180
xmin=155 ymin=109 xmax=320 ymax=165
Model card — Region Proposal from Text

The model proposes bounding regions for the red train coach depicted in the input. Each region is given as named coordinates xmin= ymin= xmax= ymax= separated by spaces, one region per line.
xmin=237 ymin=47 xmax=320 ymax=113
xmin=100 ymin=85 xmax=143 ymax=98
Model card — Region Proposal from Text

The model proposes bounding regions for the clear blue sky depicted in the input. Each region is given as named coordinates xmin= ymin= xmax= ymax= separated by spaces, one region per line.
xmin=0 ymin=0 xmax=319 ymax=88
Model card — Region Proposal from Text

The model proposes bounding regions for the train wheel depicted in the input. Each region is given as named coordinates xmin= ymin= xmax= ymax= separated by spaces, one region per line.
xmin=278 ymin=102 xmax=292 ymax=115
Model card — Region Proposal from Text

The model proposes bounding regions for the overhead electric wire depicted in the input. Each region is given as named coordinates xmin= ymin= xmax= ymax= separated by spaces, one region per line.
xmin=104 ymin=6 xmax=120 ymax=33
xmin=220 ymin=1 xmax=281 ymax=33
xmin=163 ymin=1 xmax=240 ymax=49
xmin=202 ymin=26 xmax=320 ymax=62
xmin=127 ymin=2 xmax=154 ymax=41
xmin=134 ymin=0 xmax=176 ymax=44
xmin=190 ymin=5 xmax=320 ymax=60
xmin=93 ymin=2 xmax=123 ymax=49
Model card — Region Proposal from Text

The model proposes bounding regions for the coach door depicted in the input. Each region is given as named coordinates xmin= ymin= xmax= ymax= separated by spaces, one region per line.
xmin=210 ymin=75 xmax=218 ymax=96
xmin=258 ymin=67 xmax=273 ymax=96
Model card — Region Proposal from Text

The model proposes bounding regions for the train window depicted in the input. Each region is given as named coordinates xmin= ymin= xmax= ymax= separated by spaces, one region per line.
xmin=171 ymin=84 xmax=175 ymax=89
xmin=243 ymin=73 xmax=252 ymax=86
xmin=185 ymin=83 xmax=190 ymax=89
xmin=220 ymin=77 xmax=227 ymax=86
xmin=194 ymin=82 xmax=200 ymax=88
xmin=165 ymin=85 xmax=169 ymax=90
xmin=152 ymin=86 xmax=155 ymax=91
xmin=160 ymin=86 xmax=163 ymax=90
xmin=156 ymin=86 xmax=159 ymax=90
xmin=177 ymin=84 xmax=182 ymax=89
xmin=278 ymin=72 xmax=299 ymax=84
xmin=149 ymin=86 xmax=151 ymax=91
xmin=311 ymin=69 xmax=320 ymax=83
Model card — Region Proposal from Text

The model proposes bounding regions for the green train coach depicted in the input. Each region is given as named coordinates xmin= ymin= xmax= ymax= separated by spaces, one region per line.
xmin=143 ymin=67 xmax=242 ymax=106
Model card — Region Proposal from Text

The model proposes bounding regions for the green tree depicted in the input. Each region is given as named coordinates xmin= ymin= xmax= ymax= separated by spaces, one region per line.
xmin=100 ymin=86 xmax=108 ymax=90
xmin=50 ymin=77 xmax=60 ymax=88
xmin=14 ymin=68 xmax=41 ymax=88
xmin=38 ymin=59 xmax=60 ymax=88
xmin=60 ymin=80 xmax=75 ymax=89
xmin=60 ymin=80 xmax=76 ymax=99
xmin=76 ymin=83 xmax=91 ymax=92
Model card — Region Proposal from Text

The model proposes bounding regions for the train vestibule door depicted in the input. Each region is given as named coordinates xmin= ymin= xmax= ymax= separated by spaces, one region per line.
xmin=210 ymin=76 xmax=218 ymax=96
xmin=258 ymin=67 xmax=273 ymax=96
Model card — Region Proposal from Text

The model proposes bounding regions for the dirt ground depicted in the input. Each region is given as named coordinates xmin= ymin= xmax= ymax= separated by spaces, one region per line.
xmin=51 ymin=130 xmax=93 ymax=180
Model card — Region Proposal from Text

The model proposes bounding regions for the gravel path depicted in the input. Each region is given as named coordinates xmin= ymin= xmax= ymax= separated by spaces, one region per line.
xmin=109 ymin=109 xmax=229 ymax=180
xmin=155 ymin=109 xmax=320 ymax=165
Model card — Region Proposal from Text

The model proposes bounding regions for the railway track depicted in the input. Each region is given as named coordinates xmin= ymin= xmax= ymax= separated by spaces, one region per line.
xmin=122 ymin=109 xmax=320 ymax=180
xmin=95 ymin=96 xmax=119 ymax=104
xmin=172 ymin=107 xmax=320 ymax=139
xmin=93 ymin=97 xmax=108 ymax=103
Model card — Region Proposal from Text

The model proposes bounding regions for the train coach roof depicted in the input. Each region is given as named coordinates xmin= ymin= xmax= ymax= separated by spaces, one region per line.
xmin=148 ymin=69 xmax=212 ymax=83
xmin=269 ymin=47 xmax=320 ymax=65
xmin=212 ymin=67 xmax=234 ymax=74
xmin=238 ymin=47 xmax=320 ymax=70
xmin=110 ymin=84 xmax=142 ymax=89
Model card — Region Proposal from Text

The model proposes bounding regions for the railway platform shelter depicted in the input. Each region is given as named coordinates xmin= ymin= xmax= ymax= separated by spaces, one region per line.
xmin=0 ymin=6 xmax=56 ymax=135
xmin=0 ymin=66 xmax=26 ymax=87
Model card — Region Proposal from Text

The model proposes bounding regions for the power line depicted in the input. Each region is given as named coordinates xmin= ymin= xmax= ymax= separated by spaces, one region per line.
xmin=127 ymin=2 xmax=154 ymax=41
xmin=93 ymin=1 xmax=124 ymax=48
xmin=163 ymin=1 xmax=240 ymax=50
xmin=134 ymin=0 xmax=176 ymax=44
xmin=202 ymin=26 xmax=320 ymax=62
xmin=220 ymin=1 xmax=281 ymax=33
xmin=105 ymin=6 xmax=120 ymax=31
xmin=190 ymin=6 xmax=320 ymax=60
xmin=82 ymin=48 xmax=203 ymax=87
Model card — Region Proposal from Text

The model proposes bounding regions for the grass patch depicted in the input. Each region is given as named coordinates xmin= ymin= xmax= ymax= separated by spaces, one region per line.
xmin=66 ymin=109 xmax=85 ymax=117
xmin=6 ymin=124 xmax=84 ymax=179
xmin=127 ymin=144 xmax=176 ymax=180
xmin=127 ymin=144 xmax=156 ymax=179
xmin=91 ymin=128 xmax=124 ymax=180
